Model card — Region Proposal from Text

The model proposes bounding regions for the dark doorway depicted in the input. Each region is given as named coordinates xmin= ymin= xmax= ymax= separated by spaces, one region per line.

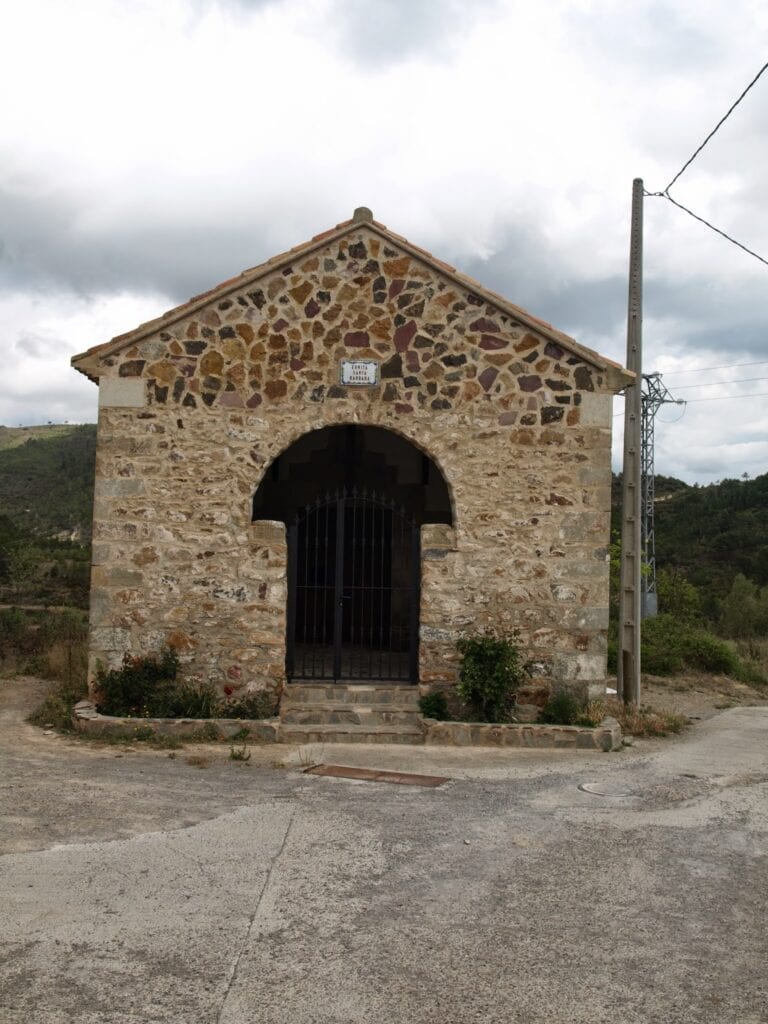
xmin=252 ymin=425 xmax=452 ymax=684
xmin=287 ymin=489 xmax=418 ymax=682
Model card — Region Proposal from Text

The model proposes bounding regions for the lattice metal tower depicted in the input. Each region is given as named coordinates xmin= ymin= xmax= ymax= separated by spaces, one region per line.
xmin=640 ymin=373 xmax=684 ymax=618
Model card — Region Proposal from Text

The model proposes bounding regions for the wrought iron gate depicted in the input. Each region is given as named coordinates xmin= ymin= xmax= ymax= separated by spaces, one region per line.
xmin=286 ymin=489 xmax=420 ymax=682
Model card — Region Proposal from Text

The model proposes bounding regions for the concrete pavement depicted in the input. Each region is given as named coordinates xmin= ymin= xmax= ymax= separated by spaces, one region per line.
xmin=1 ymin=691 xmax=766 ymax=1023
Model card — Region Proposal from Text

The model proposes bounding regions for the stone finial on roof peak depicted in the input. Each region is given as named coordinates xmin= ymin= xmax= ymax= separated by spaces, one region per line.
xmin=352 ymin=206 xmax=373 ymax=223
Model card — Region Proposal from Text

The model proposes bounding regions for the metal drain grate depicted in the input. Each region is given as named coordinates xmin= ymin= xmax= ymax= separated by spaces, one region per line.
xmin=578 ymin=782 xmax=636 ymax=798
xmin=303 ymin=764 xmax=448 ymax=787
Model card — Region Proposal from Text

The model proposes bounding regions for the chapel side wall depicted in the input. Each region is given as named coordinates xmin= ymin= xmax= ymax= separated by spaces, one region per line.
xmin=83 ymin=226 xmax=619 ymax=698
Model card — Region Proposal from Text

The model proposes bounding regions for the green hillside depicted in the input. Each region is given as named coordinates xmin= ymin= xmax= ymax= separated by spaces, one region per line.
xmin=0 ymin=425 xmax=95 ymax=608
xmin=612 ymin=470 xmax=768 ymax=603
xmin=0 ymin=424 xmax=96 ymax=540
xmin=608 ymin=470 xmax=768 ymax=679
xmin=0 ymin=423 xmax=84 ymax=452
xmin=655 ymin=474 xmax=768 ymax=596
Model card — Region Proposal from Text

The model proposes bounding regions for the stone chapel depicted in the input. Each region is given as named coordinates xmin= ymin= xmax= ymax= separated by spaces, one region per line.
xmin=72 ymin=207 xmax=632 ymax=707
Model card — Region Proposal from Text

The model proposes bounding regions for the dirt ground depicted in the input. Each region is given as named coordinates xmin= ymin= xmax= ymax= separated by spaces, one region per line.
xmin=637 ymin=672 xmax=768 ymax=719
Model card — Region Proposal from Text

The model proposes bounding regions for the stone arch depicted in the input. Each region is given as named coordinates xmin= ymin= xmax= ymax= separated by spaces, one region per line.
xmin=252 ymin=423 xmax=453 ymax=527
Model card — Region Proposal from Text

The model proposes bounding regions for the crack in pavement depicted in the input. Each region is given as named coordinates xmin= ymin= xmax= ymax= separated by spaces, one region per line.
xmin=215 ymin=806 xmax=297 ymax=1024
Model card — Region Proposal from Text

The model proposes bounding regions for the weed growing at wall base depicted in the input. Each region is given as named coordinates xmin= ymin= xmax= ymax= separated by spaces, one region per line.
xmin=93 ymin=649 xmax=278 ymax=720
xmin=229 ymin=743 xmax=251 ymax=762
xmin=418 ymin=691 xmax=451 ymax=720
xmin=27 ymin=676 xmax=87 ymax=733
xmin=539 ymin=691 xmax=585 ymax=726
xmin=95 ymin=650 xmax=221 ymax=718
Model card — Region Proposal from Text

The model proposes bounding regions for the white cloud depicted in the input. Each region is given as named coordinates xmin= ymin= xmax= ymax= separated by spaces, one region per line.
xmin=4 ymin=289 xmax=172 ymax=426
xmin=2 ymin=0 xmax=767 ymax=482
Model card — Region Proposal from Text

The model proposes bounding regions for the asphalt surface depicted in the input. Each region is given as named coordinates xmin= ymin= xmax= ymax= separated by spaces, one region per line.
xmin=1 ymin=677 xmax=767 ymax=1024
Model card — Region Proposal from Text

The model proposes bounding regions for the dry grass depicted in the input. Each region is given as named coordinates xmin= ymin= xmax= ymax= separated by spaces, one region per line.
xmin=603 ymin=697 xmax=689 ymax=737
xmin=46 ymin=636 xmax=88 ymax=679
xmin=577 ymin=699 xmax=607 ymax=728
xmin=185 ymin=754 xmax=210 ymax=769
xmin=26 ymin=675 xmax=87 ymax=733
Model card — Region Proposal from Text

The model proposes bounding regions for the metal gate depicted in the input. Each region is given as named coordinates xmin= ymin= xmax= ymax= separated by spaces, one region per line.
xmin=286 ymin=489 xmax=419 ymax=682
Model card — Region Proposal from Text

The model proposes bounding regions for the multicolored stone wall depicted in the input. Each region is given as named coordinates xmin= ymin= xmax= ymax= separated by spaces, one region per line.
xmin=109 ymin=234 xmax=601 ymax=424
xmin=85 ymin=225 xmax=623 ymax=699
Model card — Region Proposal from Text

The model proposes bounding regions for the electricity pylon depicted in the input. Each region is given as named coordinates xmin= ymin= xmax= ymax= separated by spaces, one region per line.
xmin=640 ymin=374 xmax=685 ymax=618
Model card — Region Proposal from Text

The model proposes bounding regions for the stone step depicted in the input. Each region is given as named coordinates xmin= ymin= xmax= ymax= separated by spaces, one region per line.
xmin=278 ymin=723 xmax=425 ymax=745
xmin=283 ymin=683 xmax=421 ymax=707
xmin=280 ymin=704 xmax=422 ymax=727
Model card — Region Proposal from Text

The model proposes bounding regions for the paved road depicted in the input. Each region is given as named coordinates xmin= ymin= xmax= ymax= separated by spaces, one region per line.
xmin=1 ymin=678 xmax=767 ymax=1023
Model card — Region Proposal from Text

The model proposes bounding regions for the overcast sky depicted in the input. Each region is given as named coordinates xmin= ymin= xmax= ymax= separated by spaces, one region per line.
xmin=3 ymin=0 xmax=767 ymax=483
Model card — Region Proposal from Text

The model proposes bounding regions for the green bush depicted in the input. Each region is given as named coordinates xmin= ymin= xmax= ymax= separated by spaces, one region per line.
xmin=641 ymin=614 xmax=747 ymax=677
xmin=96 ymin=649 xmax=184 ymax=717
xmin=656 ymin=567 xmax=702 ymax=621
xmin=610 ymin=612 xmax=764 ymax=683
xmin=94 ymin=650 xmax=278 ymax=718
xmin=719 ymin=574 xmax=768 ymax=639
xmin=0 ymin=607 xmax=27 ymax=655
xmin=418 ymin=691 xmax=451 ymax=721
xmin=456 ymin=629 xmax=528 ymax=723
xmin=218 ymin=691 xmax=277 ymax=719
xmin=539 ymin=690 xmax=584 ymax=726
xmin=156 ymin=679 xmax=220 ymax=718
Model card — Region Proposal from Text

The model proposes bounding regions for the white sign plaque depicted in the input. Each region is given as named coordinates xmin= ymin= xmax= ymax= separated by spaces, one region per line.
xmin=340 ymin=359 xmax=379 ymax=386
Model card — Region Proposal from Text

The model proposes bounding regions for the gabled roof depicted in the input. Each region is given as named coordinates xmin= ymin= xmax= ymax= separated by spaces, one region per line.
xmin=71 ymin=207 xmax=631 ymax=384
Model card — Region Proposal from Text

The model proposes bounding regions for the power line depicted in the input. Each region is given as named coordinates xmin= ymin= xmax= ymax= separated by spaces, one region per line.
xmin=658 ymin=191 xmax=768 ymax=268
xmin=673 ymin=375 xmax=768 ymax=390
xmin=685 ymin=390 xmax=768 ymax=403
xmin=656 ymin=405 xmax=687 ymax=424
xmin=664 ymin=61 xmax=768 ymax=192
xmin=644 ymin=61 xmax=768 ymax=267
xmin=615 ymin=384 xmax=768 ymax=405
xmin=664 ymin=359 xmax=768 ymax=376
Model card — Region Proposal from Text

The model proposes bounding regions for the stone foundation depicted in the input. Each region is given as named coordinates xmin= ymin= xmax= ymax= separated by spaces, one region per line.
xmin=72 ymin=701 xmax=279 ymax=742
xmin=423 ymin=717 xmax=622 ymax=751
xmin=72 ymin=701 xmax=621 ymax=751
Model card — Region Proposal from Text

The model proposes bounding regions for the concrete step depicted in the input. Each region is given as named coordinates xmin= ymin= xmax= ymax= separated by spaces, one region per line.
xmin=278 ymin=723 xmax=425 ymax=745
xmin=280 ymin=704 xmax=422 ymax=727
xmin=283 ymin=683 xmax=420 ymax=707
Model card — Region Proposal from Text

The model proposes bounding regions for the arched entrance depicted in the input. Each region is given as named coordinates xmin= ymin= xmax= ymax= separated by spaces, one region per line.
xmin=252 ymin=425 xmax=452 ymax=683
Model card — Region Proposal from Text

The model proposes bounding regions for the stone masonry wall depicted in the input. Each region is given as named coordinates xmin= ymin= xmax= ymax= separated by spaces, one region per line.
xmin=85 ymin=225 xmax=619 ymax=699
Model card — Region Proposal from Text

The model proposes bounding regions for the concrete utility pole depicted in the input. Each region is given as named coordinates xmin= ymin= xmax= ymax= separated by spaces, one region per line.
xmin=617 ymin=179 xmax=643 ymax=705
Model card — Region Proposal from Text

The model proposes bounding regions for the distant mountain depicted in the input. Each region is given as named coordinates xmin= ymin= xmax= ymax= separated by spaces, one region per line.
xmin=612 ymin=470 xmax=768 ymax=601
xmin=0 ymin=425 xmax=96 ymax=608
xmin=654 ymin=474 xmax=768 ymax=595
xmin=0 ymin=424 xmax=96 ymax=541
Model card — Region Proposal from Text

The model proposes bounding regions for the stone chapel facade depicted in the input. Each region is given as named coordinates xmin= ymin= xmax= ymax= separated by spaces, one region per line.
xmin=72 ymin=208 xmax=631 ymax=703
